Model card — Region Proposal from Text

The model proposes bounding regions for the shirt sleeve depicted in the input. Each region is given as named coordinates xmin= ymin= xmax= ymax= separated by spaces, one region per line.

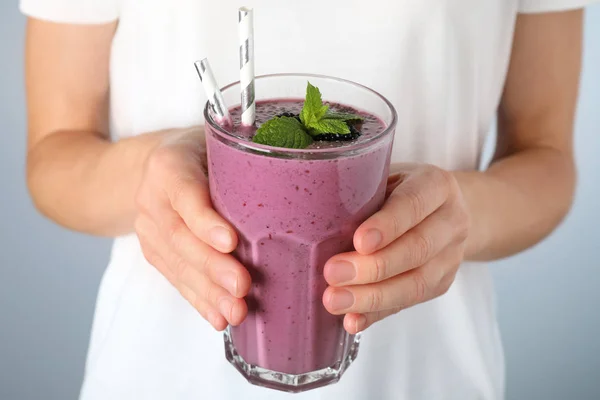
xmin=20 ymin=0 xmax=119 ymax=24
xmin=518 ymin=0 xmax=599 ymax=13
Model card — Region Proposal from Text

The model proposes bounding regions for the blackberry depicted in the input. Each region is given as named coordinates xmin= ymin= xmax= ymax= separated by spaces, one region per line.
xmin=274 ymin=112 xmax=362 ymax=142
xmin=313 ymin=124 xmax=362 ymax=142
xmin=276 ymin=112 xmax=301 ymax=121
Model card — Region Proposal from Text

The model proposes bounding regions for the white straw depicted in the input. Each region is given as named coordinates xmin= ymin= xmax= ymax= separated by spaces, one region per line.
xmin=194 ymin=58 xmax=232 ymax=126
xmin=238 ymin=6 xmax=255 ymax=126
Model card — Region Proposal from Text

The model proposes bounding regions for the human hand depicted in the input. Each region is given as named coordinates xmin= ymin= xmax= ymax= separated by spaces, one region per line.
xmin=134 ymin=127 xmax=251 ymax=330
xmin=322 ymin=164 xmax=470 ymax=334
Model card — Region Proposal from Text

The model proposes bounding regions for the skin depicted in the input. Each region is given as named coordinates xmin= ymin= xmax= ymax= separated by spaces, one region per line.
xmin=25 ymin=10 xmax=582 ymax=332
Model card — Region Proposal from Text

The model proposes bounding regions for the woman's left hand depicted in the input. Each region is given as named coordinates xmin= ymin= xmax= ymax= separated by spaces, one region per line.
xmin=323 ymin=164 xmax=471 ymax=334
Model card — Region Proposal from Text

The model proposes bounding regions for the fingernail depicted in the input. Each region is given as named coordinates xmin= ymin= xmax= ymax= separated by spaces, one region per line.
xmin=206 ymin=308 xmax=221 ymax=328
xmin=355 ymin=314 xmax=367 ymax=333
xmin=326 ymin=260 xmax=356 ymax=285
xmin=361 ymin=229 xmax=382 ymax=253
xmin=329 ymin=290 xmax=355 ymax=311
xmin=210 ymin=226 xmax=233 ymax=250
xmin=219 ymin=297 xmax=234 ymax=322
xmin=221 ymin=271 xmax=239 ymax=297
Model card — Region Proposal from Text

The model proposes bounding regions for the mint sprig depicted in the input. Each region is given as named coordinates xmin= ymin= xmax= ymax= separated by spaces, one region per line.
xmin=300 ymin=83 xmax=363 ymax=136
xmin=251 ymin=82 xmax=364 ymax=149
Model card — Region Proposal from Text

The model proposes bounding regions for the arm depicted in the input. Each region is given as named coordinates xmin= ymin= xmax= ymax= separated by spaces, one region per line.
xmin=25 ymin=19 xmax=168 ymax=236
xmin=25 ymin=18 xmax=251 ymax=329
xmin=455 ymin=10 xmax=581 ymax=261
xmin=324 ymin=10 xmax=583 ymax=333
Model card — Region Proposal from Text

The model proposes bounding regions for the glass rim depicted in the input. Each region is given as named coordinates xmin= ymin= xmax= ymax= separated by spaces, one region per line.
xmin=204 ymin=73 xmax=398 ymax=158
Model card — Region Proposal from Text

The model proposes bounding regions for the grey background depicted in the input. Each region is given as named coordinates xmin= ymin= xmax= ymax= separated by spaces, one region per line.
xmin=1 ymin=3 xmax=599 ymax=400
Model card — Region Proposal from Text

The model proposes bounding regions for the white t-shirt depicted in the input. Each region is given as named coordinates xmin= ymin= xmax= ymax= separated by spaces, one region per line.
xmin=20 ymin=1 xmax=596 ymax=399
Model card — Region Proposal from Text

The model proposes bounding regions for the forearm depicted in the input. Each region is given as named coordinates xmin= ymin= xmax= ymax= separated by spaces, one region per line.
xmin=453 ymin=9 xmax=583 ymax=262
xmin=453 ymin=146 xmax=575 ymax=261
xmin=27 ymin=130 xmax=167 ymax=236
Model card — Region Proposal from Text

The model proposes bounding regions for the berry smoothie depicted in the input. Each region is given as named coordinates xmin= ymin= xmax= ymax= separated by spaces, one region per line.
xmin=207 ymin=100 xmax=392 ymax=376
xmin=204 ymin=75 xmax=396 ymax=392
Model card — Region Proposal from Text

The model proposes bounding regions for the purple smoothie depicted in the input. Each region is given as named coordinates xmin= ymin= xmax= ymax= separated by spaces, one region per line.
xmin=206 ymin=99 xmax=392 ymax=377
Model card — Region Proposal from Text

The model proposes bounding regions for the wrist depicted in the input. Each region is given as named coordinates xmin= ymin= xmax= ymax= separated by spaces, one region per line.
xmin=452 ymin=169 xmax=491 ymax=262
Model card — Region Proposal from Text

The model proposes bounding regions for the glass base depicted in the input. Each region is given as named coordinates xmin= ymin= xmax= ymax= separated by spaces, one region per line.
xmin=224 ymin=327 xmax=361 ymax=393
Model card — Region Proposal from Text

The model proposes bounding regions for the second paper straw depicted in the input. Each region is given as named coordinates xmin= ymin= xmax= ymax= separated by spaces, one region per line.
xmin=239 ymin=7 xmax=255 ymax=126
xmin=194 ymin=58 xmax=232 ymax=125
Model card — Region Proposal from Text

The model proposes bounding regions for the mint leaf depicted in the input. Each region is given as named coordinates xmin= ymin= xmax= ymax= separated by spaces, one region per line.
xmin=323 ymin=111 xmax=364 ymax=123
xmin=308 ymin=119 xmax=351 ymax=135
xmin=252 ymin=117 xmax=313 ymax=149
xmin=300 ymin=82 xmax=329 ymax=127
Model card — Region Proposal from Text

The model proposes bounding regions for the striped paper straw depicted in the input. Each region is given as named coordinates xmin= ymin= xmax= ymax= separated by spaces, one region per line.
xmin=238 ymin=6 xmax=255 ymax=126
xmin=194 ymin=58 xmax=232 ymax=126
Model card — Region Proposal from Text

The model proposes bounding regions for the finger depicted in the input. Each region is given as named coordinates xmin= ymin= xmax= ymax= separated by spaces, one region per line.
xmin=342 ymin=308 xmax=401 ymax=334
xmin=137 ymin=218 xmax=228 ymax=330
xmin=385 ymin=173 xmax=406 ymax=198
xmin=147 ymin=147 xmax=237 ymax=253
xmin=158 ymin=211 xmax=251 ymax=298
xmin=136 ymin=214 xmax=178 ymax=284
xmin=354 ymin=166 xmax=453 ymax=255
xmin=168 ymin=174 xmax=238 ymax=253
xmin=179 ymin=285 xmax=227 ymax=331
xmin=323 ymin=246 xmax=460 ymax=315
xmin=136 ymin=214 xmax=248 ymax=326
xmin=179 ymin=265 xmax=248 ymax=326
xmin=179 ymin=284 xmax=228 ymax=331
xmin=325 ymin=202 xmax=468 ymax=286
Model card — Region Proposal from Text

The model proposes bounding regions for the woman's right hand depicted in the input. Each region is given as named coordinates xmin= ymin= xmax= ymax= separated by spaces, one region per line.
xmin=134 ymin=127 xmax=251 ymax=330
